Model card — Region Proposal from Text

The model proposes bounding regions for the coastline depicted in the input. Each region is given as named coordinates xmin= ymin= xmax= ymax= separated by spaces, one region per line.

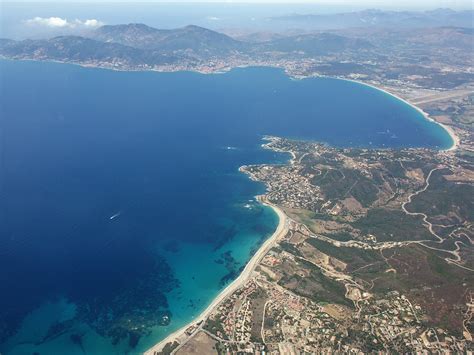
xmin=144 ymin=196 xmax=288 ymax=355
xmin=142 ymin=67 xmax=460 ymax=355
xmin=2 ymin=59 xmax=459 ymax=152
xmin=3 ymin=59 xmax=460 ymax=353
xmin=337 ymin=77 xmax=460 ymax=152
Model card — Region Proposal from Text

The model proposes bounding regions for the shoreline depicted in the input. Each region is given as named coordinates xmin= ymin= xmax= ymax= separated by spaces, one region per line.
xmin=144 ymin=196 xmax=288 ymax=355
xmin=142 ymin=67 xmax=460 ymax=355
xmin=4 ymin=58 xmax=460 ymax=352
xmin=337 ymin=77 xmax=460 ymax=152
xmin=3 ymin=58 xmax=459 ymax=152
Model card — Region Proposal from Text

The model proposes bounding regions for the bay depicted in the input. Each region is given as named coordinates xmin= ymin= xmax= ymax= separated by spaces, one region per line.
xmin=0 ymin=60 xmax=452 ymax=354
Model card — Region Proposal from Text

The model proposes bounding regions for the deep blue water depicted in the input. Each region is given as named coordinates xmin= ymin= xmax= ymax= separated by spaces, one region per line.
xmin=0 ymin=60 xmax=452 ymax=354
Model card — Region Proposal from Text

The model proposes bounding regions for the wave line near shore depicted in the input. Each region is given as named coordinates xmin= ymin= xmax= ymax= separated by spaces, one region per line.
xmin=144 ymin=196 xmax=288 ymax=355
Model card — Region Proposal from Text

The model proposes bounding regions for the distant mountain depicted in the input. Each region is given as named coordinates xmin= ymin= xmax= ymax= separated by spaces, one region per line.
xmin=337 ymin=26 xmax=474 ymax=51
xmin=90 ymin=23 xmax=247 ymax=57
xmin=230 ymin=31 xmax=287 ymax=44
xmin=0 ymin=23 xmax=376 ymax=68
xmin=0 ymin=24 xmax=249 ymax=67
xmin=271 ymin=8 xmax=474 ymax=30
xmin=0 ymin=39 xmax=16 ymax=47
xmin=93 ymin=23 xmax=171 ymax=49
xmin=0 ymin=35 xmax=179 ymax=67
xmin=260 ymin=33 xmax=373 ymax=56
xmin=3 ymin=22 xmax=469 ymax=71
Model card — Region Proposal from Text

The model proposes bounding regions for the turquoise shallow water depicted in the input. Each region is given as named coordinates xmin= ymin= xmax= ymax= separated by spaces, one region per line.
xmin=0 ymin=60 xmax=452 ymax=354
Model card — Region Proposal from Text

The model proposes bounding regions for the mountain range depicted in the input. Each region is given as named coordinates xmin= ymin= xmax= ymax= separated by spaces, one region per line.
xmin=0 ymin=14 xmax=472 ymax=71
xmin=0 ymin=23 xmax=375 ymax=68
xmin=93 ymin=24 xmax=248 ymax=56
xmin=271 ymin=8 xmax=474 ymax=30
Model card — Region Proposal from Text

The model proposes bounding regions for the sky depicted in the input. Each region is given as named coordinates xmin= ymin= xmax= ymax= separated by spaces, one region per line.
xmin=1 ymin=0 xmax=471 ymax=39
xmin=1 ymin=0 xmax=473 ymax=7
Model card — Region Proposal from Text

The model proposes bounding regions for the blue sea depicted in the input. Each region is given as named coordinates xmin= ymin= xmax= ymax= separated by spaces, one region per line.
xmin=0 ymin=60 xmax=452 ymax=354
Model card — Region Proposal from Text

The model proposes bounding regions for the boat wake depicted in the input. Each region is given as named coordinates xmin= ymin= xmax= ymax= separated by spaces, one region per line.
xmin=109 ymin=212 xmax=122 ymax=220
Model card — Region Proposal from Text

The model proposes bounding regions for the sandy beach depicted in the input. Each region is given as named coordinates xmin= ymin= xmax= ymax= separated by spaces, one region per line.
xmin=144 ymin=74 xmax=461 ymax=355
xmin=370 ymin=85 xmax=460 ymax=152
xmin=341 ymin=78 xmax=460 ymax=151
xmin=144 ymin=197 xmax=288 ymax=355
xmin=287 ymin=72 xmax=460 ymax=151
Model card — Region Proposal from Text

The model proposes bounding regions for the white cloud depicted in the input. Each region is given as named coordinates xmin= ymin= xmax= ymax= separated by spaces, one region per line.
xmin=82 ymin=19 xmax=102 ymax=27
xmin=26 ymin=16 xmax=69 ymax=27
xmin=206 ymin=16 xmax=221 ymax=21
xmin=24 ymin=17 xmax=104 ymax=28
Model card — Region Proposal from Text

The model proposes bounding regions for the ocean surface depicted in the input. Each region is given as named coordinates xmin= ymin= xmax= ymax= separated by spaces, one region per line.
xmin=0 ymin=60 xmax=452 ymax=354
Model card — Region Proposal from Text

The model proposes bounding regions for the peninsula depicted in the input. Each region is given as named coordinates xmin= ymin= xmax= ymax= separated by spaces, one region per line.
xmin=1 ymin=8 xmax=472 ymax=354
xmin=150 ymin=129 xmax=473 ymax=353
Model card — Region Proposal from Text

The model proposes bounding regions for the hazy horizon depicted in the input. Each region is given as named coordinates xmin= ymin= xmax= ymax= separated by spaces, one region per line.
xmin=1 ymin=0 xmax=473 ymax=10
xmin=3 ymin=0 xmax=473 ymax=9
xmin=2 ymin=1 xmax=472 ymax=39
